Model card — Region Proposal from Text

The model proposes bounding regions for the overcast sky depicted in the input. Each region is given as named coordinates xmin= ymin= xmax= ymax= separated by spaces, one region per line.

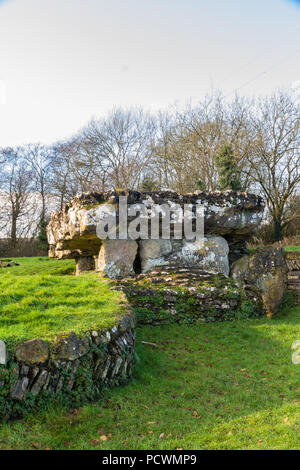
xmin=0 ymin=0 xmax=299 ymax=147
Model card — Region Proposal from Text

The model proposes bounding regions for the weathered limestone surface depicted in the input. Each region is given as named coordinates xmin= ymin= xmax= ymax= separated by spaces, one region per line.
xmin=231 ymin=247 xmax=288 ymax=316
xmin=139 ymin=236 xmax=229 ymax=276
xmin=169 ymin=236 xmax=230 ymax=276
xmin=139 ymin=239 xmax=172 ymax=273
xmin=47 ymin=190 xmax=265 ymax=278
xmin=98 ymin=240 xmax=138 ymax=278
xmin=47 ymin=190 xmax=264 ymax=252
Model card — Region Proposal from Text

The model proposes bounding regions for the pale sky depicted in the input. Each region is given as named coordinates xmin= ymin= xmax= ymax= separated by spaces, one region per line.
xmin=0 ymin=0 xmax=299 ymax=147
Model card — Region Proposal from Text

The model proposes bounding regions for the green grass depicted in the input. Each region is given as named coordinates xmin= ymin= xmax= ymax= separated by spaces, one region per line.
xmin=249 ymin=245 xmax=300 ymax=253
xmin=0 ymin=257 xmax=124 ymax=346
xmin=284 ymin=246 xmax=300 ymax=252
xmin=0 ymin=302 xmax=300 ymax=450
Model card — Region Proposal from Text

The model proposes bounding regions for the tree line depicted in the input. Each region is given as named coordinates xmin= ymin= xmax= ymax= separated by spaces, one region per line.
xmin=0 ymin=88 xmax=299 ymax=254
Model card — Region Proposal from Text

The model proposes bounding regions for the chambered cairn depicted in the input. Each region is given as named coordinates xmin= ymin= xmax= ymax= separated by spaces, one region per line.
xmin=47 ymin=189 xmax=289 ymax=323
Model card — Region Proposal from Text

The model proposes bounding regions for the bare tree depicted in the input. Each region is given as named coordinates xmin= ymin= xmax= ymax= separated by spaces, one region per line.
xmin=151 ymin=94 xmax=252 ymax=192
xmin=244 ymin=90 xmax=300 ymax=240
xmin=50 ymin=139 xmax=81 ymax=209
xmin=83 ymin=107 xmax=155 ymax=190
xmin=0 ymin=147 xmax=35 ymax=249
xmin=23 ymin=143 xmax=53 ymax=222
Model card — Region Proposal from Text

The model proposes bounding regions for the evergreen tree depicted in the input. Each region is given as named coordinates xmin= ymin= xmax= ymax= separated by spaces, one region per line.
xmin=216 ymin=144 xmax=242 ymax=191
xmin=139 ymin=177 xmax=159 ymax=192
xmin=197 ymin=179 xmax=206 ymax=191
xmin=35 ymin=218 xmax=49 ymax=252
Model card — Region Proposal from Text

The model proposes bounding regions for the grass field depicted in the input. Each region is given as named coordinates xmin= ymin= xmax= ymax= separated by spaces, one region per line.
xmin=0 ymin=301 xmax=300 ymax=449
xmin=0 ymin=257 xmax=124 ymax=346
xmin=1 ymin=255 xmax=300 ymax=450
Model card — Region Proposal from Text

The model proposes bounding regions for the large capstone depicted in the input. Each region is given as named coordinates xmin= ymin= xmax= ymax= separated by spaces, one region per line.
xmin=47 ymin=190 xmax=264 ymax=254
xmin=231 ymin=247 xmax=288 ymax=316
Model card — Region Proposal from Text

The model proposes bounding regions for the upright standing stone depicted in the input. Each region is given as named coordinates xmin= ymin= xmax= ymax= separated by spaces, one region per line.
xmin=231 ymin=247 xmax=288 ymax=316
xmin=75 ymin=256 xmax=95 ymax=275
xmin=98 ymin=240 xmax=138 ymax=279
xmin=169 ymin=236 xmax=230 ymax=276
xmin=140 ymin=239 xmax=173 ymax=273
xmin=0 ymin=340 xmax=7 ymax=365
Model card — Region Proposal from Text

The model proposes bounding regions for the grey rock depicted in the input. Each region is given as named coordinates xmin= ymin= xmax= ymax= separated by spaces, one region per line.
xmin=75 ymin=256 xmax=95 ymax=275
xmin=97 ymin=357 xmax=111 ymax=381
xmin=169 ymin=236 xmax=230 ymax=276
xmin=98 ymin=239 xmax=138 ymax=279
xmin=53 ymin=332 xmax=89 ymax=361
xmin=0 ymin=340 xmax=7 ymax=365
xmin=140 ymin=239 xmax=172 ymax=273
xmin=11 ymin=377 xmax=29 ymax=400
xmin=15 ymin=339 xmax=49 ymax=365
xmin=56 ymin=376 xmax=65 ymax=394
xmin=98 ymin=330 xmax=111 ymax=344
xmin=110 ymin=357 xmax=123 ymax=378
xmin=20 ymin=365 xmax=29 ymax=376
xmin=231 ymin=246 xmax=288 ymax=316
xmin=31 ymin=370 xmax=48 ymax=396
xmin=29 ymin=366 xmax=40 ymax=382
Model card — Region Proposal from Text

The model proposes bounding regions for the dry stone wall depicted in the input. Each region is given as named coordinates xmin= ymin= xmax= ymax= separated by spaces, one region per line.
xmin=0 ymin=313 xmax=135 ymax=420
xmin=285 ymin=252 xmax=300 ymax=303
xmin=117 ymin=269 xmax=263 ymax=325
